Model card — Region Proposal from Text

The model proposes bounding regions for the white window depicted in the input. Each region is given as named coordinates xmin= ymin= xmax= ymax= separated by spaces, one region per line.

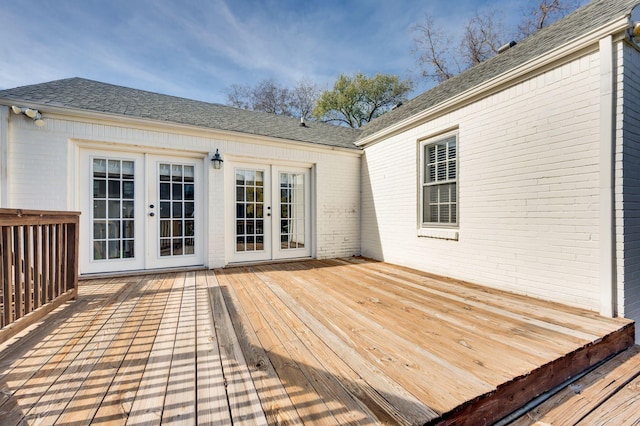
xmin=420 ymin=133 xmax=457 ymax=227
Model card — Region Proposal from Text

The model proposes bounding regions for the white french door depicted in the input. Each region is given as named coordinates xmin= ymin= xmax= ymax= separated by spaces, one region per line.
xmin=229 ymin=163 xmax=311 ymax=263
xmin=146 ymin=156 xmax=204 ymax=269
xmin=79 ymin=150 xmax=204 ymax=274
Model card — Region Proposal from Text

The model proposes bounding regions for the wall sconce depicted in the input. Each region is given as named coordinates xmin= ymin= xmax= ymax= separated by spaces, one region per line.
xmin=631 ymin=22 xmax=640 ymax=44
xmin=11 ymin=105 xmax=45 ymax=127
xmin=211 ymin=149 xmax=224 ymax=169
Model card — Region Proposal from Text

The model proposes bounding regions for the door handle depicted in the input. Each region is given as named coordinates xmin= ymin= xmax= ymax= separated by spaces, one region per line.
xmin=149 ymin=212 xmax=155 ymax=217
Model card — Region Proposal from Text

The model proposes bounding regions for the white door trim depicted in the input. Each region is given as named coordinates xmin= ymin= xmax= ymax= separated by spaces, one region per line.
xmin=77 ymin=146 xmax=207 ymax=274
xmin=226 ymin=159 xmax=312 ymax=264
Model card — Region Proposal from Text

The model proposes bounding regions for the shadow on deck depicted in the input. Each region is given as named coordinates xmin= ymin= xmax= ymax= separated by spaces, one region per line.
xmin=0 ymin=258 xmax=634 ymax=425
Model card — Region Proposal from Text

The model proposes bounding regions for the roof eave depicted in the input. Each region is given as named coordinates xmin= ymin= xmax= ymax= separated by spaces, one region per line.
xmin=355 ymin=14 xmax=632 ymax=148
xmin=0 ymin=101 xmax=362 ymax=155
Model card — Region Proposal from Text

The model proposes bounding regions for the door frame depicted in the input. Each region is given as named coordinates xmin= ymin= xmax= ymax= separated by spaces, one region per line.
xmin=225 ymin=158 xmax=314 ymax=265
xmin=145 ymin=154 xmax=205 ymax=269
xmin=76 ymin=144 xmax=208 ymax=274
xmin=78 ymin=149 xmax=146 ymax=274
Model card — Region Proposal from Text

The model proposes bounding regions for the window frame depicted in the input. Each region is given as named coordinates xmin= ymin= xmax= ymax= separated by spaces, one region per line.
xmin=419 ymin=131 xmax=459 ymax=229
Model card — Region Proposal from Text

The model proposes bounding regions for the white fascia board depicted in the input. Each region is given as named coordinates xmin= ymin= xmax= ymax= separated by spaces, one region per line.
xmin=356 ymin=15 xmax=631 ymax=148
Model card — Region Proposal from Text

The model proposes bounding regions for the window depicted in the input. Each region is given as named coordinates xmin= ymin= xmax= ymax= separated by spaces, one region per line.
xmin=421 ymin=134 xmax=457 ymax=226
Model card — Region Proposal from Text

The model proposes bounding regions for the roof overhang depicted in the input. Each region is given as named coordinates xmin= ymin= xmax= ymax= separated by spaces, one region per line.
xmin=0 ymin=102 xmax=362 ymax=157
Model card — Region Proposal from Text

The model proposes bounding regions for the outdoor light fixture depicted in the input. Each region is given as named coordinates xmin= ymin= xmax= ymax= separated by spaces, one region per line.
xmin=632 ymin=22 xmax=640 ymax=44
xmin=33 ymin=112 xmax=45 ymax=127
xmin=211 ymin=149 xmax=223 ymax=169
xmin=11 ymin=105 xmax=45 ymax=127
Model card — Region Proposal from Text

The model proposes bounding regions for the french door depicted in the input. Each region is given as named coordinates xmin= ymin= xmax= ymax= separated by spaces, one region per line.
xmin=79 ymin=150 xmax=204 ymax=274
xmin=230 ymin=163 xmax=311 ymax=263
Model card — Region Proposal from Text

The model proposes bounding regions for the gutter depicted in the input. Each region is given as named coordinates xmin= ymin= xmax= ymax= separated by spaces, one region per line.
xmin=356 ymin=15 xmax=631 ymax=148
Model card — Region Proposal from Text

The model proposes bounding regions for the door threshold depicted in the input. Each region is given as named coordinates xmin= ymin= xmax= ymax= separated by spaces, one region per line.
xmin=79 ymin=265 xmax=207 ymax=280
xmin=224 ymin=257 xmax=313 ymax=269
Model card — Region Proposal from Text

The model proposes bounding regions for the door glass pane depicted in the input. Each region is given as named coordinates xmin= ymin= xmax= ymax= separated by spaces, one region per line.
xmin=160 ymin=183 xmax=170 ymax=200
xmin=92 ymin=157 xmax=135 ymax=261
xmin=235 ymin=167 xmax=265 ymax=252
xmin=185 ymin=238 xmax=195 ymax=254
xmin=185 ymin=202 xmax=195 ymax=218
xmin=279 ymin=172 xmax=305 ymax=250
xmin=158 ymin=162 xmax=196 ymax=257
xmin=93 ymin=180 xmax=106 ymax=198
xmin=184 ymin=166 xmax=194 ymax=182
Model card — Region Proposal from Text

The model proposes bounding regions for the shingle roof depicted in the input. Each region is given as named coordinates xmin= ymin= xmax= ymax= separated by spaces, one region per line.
xmin=0 ymin=77 xmax=361 ymax=150
xmin=357 ymin=0 xmax=638 ymax=141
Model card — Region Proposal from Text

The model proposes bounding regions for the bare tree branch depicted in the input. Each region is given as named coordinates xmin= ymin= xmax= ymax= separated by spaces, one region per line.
xmin=411 ymin=15 xmax=458 ymax=83
xmin=517 ymin=0 xmax=581 ymax=39
xmin=225 ymin=78 xmax=320 ymax=119
xmin=462 ymin=9 xmax=503 ymax=66
xmin=411 ymin=1 xmax=581 ymax=84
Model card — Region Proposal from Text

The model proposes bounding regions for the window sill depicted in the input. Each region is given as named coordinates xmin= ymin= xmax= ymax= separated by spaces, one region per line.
xmin=418 ymin=227 xmax=459 ymax=241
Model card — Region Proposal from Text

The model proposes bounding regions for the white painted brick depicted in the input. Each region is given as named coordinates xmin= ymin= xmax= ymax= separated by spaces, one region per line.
xmin=616 ymin=43 xmax=640 ymax=342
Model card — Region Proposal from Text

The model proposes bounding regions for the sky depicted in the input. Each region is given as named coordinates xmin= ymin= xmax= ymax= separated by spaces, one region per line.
xmin=0 ymin=0 xmax=585 ymax=105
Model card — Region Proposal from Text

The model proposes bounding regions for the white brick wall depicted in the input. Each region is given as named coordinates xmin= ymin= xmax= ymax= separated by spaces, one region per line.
xmin=5 ymin=114 xmax=361 ymax=270
xmin=315 ymin=156 xmax=361 ymax=259
xmin=362 ymin=50 xmax=603 ymax=311
xmin=8 ymin=118 xmax=69 ymax=209
xmin=617 ymin=42 xmax=640 ymax=342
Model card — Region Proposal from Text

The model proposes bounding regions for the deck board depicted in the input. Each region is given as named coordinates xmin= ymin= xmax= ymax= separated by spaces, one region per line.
xmin=194 ymin=272 xmax=231 ymax=425
xmin=0 ymin=258 xmax=634 ymax=425
xmin=207 ymin=270 xmax=268 ymax=425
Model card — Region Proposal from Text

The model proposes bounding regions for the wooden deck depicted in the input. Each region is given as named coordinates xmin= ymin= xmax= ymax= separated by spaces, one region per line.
xmin=0 ymin=257 xmax=634 ymax=425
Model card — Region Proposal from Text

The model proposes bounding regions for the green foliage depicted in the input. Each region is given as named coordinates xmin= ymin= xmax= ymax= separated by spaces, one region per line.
xmin=312 ymin=72 xmax=412 ymax=128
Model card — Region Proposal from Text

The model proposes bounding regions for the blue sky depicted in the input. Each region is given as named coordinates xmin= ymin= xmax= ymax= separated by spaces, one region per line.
xmin=0 ymin=0 xmax=585 ymax=104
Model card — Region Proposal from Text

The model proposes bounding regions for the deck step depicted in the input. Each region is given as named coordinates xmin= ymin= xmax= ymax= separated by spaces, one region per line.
xmin=503 ymin=345 xmax=640 ymax=425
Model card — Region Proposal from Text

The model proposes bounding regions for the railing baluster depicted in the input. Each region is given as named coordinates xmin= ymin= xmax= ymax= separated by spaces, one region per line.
xmin=1 ymin=226 xmax=10 ymax=327
xmin=42 ymin=223 xmax=49 ymax=305
xmin=13 ymin=226 xmax=23 ymax=320
xmin=33 ymin=226 xmax=41 ymax=309
xmin=48 ymin=224 xmax=55 ymax=302
xmin=23 ymin=225 xmax=32 ymax=314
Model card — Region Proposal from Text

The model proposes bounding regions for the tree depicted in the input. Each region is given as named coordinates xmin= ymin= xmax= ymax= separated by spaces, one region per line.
xmin=517 ymin=0 xmax=582 ymax=39
xmin=225 ymin=78 xmax=321 ymax=119
xmin=412 ymin=0 xmax=582 ymax=84
xmin=312 ymin=73 xmax=413 ymax=128
xmin=290 ymin=78 xmax=321 ymax=120
xmin=462 ymin=10 xmax=504 ymax=66
xmin=411 ymin=15 xmax=459 ymax=83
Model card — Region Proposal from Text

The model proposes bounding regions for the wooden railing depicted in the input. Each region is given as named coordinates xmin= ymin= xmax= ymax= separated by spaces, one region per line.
xmin=0 ymin=209 xmax=80 ymax=344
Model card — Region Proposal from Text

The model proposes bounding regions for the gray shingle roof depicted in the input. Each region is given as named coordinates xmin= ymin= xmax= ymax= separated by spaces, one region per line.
xmin=0 ymin=77 xmax=361 ymax=150
xmin=357 ymin=0 xmax=638 ymax=140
